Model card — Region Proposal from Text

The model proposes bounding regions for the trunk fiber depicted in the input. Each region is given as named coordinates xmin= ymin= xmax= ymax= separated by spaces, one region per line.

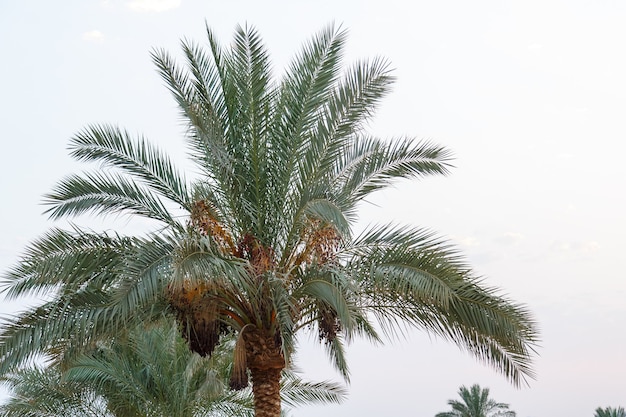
xmin=244 ymin=327 xmax=285 ymax=417
xmin=250 ymin=366 xmax=282 ymax=417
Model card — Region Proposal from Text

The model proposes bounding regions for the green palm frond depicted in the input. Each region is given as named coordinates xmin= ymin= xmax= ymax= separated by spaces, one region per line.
xmin=279 ymin=372 xmax=347 ymax=408
xmin=0 ymin=291 xmax=108 ymax=376
xmin=69 ymin=124 xmax=191 ymax=209
xmin=335 ymin=136 xmax=453 ymax=203
xmin=595 ymin=407 xmax=626 ymax=417
xmin=294 ymin=279 xmax=353 ymax=334
xmin=171 ymin=234 xmax=248 ymax=287
xmin=64 ymin=321 xmax=219 ymax=416
xmin=301 ymin=198 xmax=352 ymax=239
xmin=299 ymin=57 xmax=395 ymax=192
xmin=322 ymin=334 xmax=350 ymax=382
xmin=267 ymin=275 xmax=297 ymax=358
xmin=43 ymin=171 xmax=180 ymax=227
xmin=275 ymin=23 xmax=347 ymax=144
xmin=221 ymin=25 xmax=277 ymax=241
xmin=346 ymin=224 xmax=537 ymax=386
xmin=109 ymin=234 xmax=174 ymax=320
xmin=1 ymin=227 xmax=126 ymax=300
xmin=348 ymin=223 xmax=463 ymax=307
xmin=436 ymin=282 xmax=537 ymax=384
xmin=317 ymin=56 xmax=394 ymax=140
xmin=0 ymin=366 xmax=112 ymax=417
xmin=152 ymin=32 xmax=229 ymax=158
xmin=270 ymin=25 xmax=349 ymax=242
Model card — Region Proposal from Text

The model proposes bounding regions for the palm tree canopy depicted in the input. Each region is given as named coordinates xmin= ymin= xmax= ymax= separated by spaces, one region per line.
xmin=0 ymin=366 xmax=111 ymax=417
xmin=435 ymin=384 xmax=516 ymax=417
xmin=1 ymin=23 xmax=539 ymax=417
xmin=595 ymin=407 xmax=626 ymax=417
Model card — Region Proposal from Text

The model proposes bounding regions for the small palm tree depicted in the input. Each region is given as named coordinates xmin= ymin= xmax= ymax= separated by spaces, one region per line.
xmin=0 ymin=366 xmax=111 ymax=417
xmin=435 ymin=384 xmax=516 ymax=417
xmin=0 ymin=24 xmax=539 ymax=417
xmin=595 ymin=407 xmax=626 ymax=417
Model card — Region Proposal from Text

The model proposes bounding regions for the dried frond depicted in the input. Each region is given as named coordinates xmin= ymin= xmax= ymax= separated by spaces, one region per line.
xmin=229 ymin=330 xmax=249 ymax=390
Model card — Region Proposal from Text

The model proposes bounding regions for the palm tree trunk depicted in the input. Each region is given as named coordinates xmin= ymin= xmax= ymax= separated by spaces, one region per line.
xmin=244 ymin=327 xmax=285 ymax=417
xmin=250 ymin=367 xmax=282 ymax=417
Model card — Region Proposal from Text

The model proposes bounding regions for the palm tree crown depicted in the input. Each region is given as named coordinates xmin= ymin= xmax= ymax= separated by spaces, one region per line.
xmin=595 ymin=407 xmax=626 ymax=417
xmin=0 ymin=24 xmax=538 ymax=417
xmin=435 ymin=384 xmax=516 ymax=417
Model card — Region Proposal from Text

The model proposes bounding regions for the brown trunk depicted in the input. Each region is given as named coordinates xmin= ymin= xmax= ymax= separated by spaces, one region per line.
xmin=244 ymin=327 xmax=285 ymax=417
xmin=249 ymin=366 xmax=282 ymax=417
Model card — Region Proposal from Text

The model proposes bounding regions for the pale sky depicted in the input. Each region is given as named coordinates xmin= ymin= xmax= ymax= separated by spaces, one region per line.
xmin=1 ymin=1 xmax=625 ymax=416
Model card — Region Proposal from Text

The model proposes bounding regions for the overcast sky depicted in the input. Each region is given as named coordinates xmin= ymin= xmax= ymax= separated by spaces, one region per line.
xmin=1 ymin=1 xmax=625 ymax=416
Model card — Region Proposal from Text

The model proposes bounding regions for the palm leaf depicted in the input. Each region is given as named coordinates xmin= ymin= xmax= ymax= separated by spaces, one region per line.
xmin=1 ymin=227 xmax=126 ymax=300
xmin=69 ymin=124 xmax=191 ymax=209
xmin=43 ymin=171 xmax=180 ymax=227
xmin=335 ymin=135 xmax=453 ymax=203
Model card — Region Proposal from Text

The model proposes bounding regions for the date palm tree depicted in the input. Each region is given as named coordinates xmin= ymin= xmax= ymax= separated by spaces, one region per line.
xmin=0 ymin=366 xmax=110 ymax=417
xmin=595 ymin=407 xmax=626 ymax=417
xmin=435 ymin=384 xmax=516 ymax=417
xmin=0 ymin=24 xmax=538 ymax=417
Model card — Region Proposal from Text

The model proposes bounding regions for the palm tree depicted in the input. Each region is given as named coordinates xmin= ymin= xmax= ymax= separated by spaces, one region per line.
xmin=0 ymin=24 xmax=539 ymax=417
xmin=595 ymin=407 xmax=626 ymax=417
xmin=435 ymin=384 xmax=516 ymax=417
xmin=0 ymin=319 xmax=345 ymax=417
xmin=0 ymin=366 xmax=111 ymax=417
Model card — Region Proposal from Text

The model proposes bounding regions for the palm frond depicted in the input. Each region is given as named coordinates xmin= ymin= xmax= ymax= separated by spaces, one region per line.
xmin=323 ymin=335 xmax=350 ymax=382
xmin=267 ymin=275 xmax=297 ymax=359
xmin=69 ymin=124 xmax=191 ymax=209
xmin=170 ymin=234 xmax=249 ymax=288
xmin=275 ymin=23 xmax=347 ymax=144
xmin=43 ymin=171 xmax=181 ymax=228
xmin=299 ymin=57 xmax=395 ymax=192
xmin=301 ymin=198 xmax=351 ymax=239
xmin=294 ymin=279 xmax=353 ymax=332
xmin=154 ymin=36 xmax=235 ymax=187
xmin=335 ymin=136 xmax=453 ymax=204
xmin=347 ymin=223 xmax=464 ymax=309
xmin=270 ymin=24 xmax=348 ymax=243
xmin=347 ymin=223 xmax=538 ymax=385
xmin=109 ymin=234 xmax=174 ymax=321
xmin=439 ymin=281 xmax=539 ymax=386
xmin=0 ymin=290 xmax=110 ymax=375
xmin=1 ymin=227 xmax=126 ymax=300
xmin=279 ymin=371 xmax=346 ymax=408
xmin=0 ymin=366 xmax=112 ymax=417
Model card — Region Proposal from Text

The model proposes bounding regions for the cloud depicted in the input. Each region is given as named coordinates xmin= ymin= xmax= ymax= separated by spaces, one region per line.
xmin=452 ymin=235 xmax=480 ymax=248
xmin=126 ymin=0 xmax=181 ymax=12
xmin=581 ymin=241 xmax=600 ymax=254
xmin=550 ymin=240 xmax=600 ymax=256
xmin=493 ymin=232 xmax=524 ymax=246
xmin=82 ymin=30 xmax=105 ymax=43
